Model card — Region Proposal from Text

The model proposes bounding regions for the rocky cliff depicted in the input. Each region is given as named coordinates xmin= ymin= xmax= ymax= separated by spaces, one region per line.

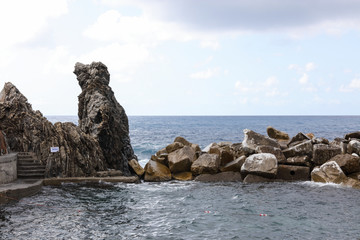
xmin=74 ymin=62 xmax=136 ymax=175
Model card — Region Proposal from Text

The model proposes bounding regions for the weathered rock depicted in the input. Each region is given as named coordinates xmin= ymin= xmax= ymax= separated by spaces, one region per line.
xmin=129 ymin=159 xmax=145 ymax=176
xmin=155 ymin=156 xmax=168 ymax=166
xmin=0 ymin=82 xmax=107 ymax=177
xmin=312 ymin=144 xmax=341 ymax=165
xmin=166 ymin=142 xmax=184 ymax=153
xmin=311 ymin=161 xmax=347 ymax=184
xmin=345 ymin=131 xmax=360 ymax=140
xmin=156 ymin=148 xmax=167 ymax=156
xmin=220 ymin=156 xmax=246 ymax=172
xmin=255 ymin=145 xmax=286 ymax=162
xmin=347 ymin=140 xmax=360 ymax=155
xmin=288 ymin=133 xmax=310 ymax=147
xmin=348 ymin=172 xmax=360 ymax=181
xmin=191 ymin=153 xmax=220 ymax=175
xmin=343 ymin=178 xmax=360 ymax=189
xmin=74 ymin=62 xmax=136 ymax=175
xmin=144 ymin=160 xmax=171 ymax=182
xmin=194 ymin=172 xmax=242 ymax=182
xmin=330 ymin=138 xmax=348 ymax=154
xmin=174 ymin=136 xmax=191 ymax=146
xmin=305 ymin=133 xmax=315 ymax=139
xmin=172 ymin=172 xmax=193 ymax=181
xmin=266 ymin=126 xmax=289 ymax=140
xmin=328 ymin=154 xmax=360 ymax=175
xmin=191 ymin=143 xmax=201 ymax=153
xmin=230 ymin=143 xmax=254 ymax=158
xmin=311 ymin=137 xmax=329 ymax=145
xmin=241 ymin=153 xmax=278 ymax=178
xmin=281 ymin=155 xmax=311 ymax=166
xmin=282 ymin=140 xmax=313 ymax=158
xmin=168 ymin=146 xmax=195 ymax=173
xmin=243 ymin=174 xmax=274 ymax=183
xmin=209 ymin=145 xmax=234 ymax=166
xmin=276 ymin=165 xmax=310 ymax=181
xmin=242 ymin=129 xmax=280 ymax=151
xmin=203 ymin=142 xmax=217 ymax=152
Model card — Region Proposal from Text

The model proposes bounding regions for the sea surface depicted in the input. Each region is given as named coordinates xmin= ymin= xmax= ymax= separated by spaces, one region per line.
xmin=1 ymin=116 xmax=360 ymax=239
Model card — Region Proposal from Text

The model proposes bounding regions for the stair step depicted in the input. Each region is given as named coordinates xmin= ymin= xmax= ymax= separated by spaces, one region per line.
xmin=18 ymin=174 xmax=44 ymax=179
xmin=18 ymin=165 xmax=45 ymax=169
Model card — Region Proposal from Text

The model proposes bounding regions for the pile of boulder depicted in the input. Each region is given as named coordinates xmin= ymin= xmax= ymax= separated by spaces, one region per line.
xmin=129 ymin=127 xmax=360 ymax=189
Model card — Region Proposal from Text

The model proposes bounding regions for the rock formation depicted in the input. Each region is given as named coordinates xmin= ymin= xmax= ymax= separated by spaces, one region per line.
xmin=74 ymin=62 xmax=137 ymax=175
xmin=0 ymin=82 xmax=106 ymax=177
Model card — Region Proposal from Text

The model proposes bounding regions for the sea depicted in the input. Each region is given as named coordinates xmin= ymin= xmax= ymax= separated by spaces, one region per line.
xmin=1 ymin=116 xmax=360 ymax=240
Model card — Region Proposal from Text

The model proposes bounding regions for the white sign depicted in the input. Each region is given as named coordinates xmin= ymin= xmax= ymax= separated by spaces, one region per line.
xmin=50 ymin=147 xmax=59 ymax=153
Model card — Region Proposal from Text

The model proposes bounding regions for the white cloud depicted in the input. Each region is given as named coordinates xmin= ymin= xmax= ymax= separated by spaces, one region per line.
xmin=194 ymin=56 xmax=213 ymax=68
xmin=299 ymin=73 xmax=309 ymax=84
xmin=340 ymin=78 xmax=360 ymax=92
xmin=305 ymin=62 xmax=316 ymax=71
xmin=235 ymin=81 xmax=251 ymax=92
xmin=200 ymin=40 xmax=220 ymax=50
xmin=264 ymin=76 xmax=278 ymax=86
xmin=190 ymin=67 xmax=220 ymax=79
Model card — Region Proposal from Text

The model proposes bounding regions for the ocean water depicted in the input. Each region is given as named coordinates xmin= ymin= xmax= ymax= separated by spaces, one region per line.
xmin=1 ymin=116 xmax=360 ymax=239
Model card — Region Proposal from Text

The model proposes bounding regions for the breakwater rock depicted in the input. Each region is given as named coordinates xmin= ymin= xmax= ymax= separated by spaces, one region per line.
xmin=74 ymin=62 xmax=136 ymax=175
xmin=0 ymin=62 xmax=137 ymax=177
xmin=133 ymin=128 xmax=360 ymax=189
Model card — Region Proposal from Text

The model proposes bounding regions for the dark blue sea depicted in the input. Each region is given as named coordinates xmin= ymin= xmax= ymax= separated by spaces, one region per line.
xmin=1 ymin=116 xmax=360 ymax=239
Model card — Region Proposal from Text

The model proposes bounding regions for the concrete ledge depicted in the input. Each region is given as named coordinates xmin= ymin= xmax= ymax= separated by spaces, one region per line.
xmin=0 ymin=179 xmax=43 ymax=204
xmin=0 ymin=153 xmax=17 ymax=184
xmin=43 ymin=176 xmax=140 ymax=186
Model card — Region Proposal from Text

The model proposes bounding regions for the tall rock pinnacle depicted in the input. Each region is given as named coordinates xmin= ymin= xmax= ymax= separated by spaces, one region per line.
xmin=74 ymin=62 xmax=137 ymax=175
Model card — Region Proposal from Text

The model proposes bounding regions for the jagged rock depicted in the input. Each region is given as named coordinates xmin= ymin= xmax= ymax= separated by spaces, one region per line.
xmin=191 ymin=153 xmax=220 ymax=175
xmin=276 ymin=165 xmax=310 ymax=181
xmin=174 ymin=136 xmax=191 ymax=146
xmin=311 ymin=161 xmax=348 ymax=184
xmin=312 ymin=144 xmax=341 ymax=165
xmin=305 ymin=133 xmax=315 ymax=139
xmin=281 ymin=155 xmax=311 ymax=166
xmin=156 ymin=148 xmax=167 ymax=156
xmin=144 ymin=160 xmax=171 ymax=182
xmin=128 ymin=159 xmax=145 ymax=176
xmin=288 ymin=133 xmax=310 ymax=147
xmin=168 ymin=146 xmax=195 ymax=173
xmin=328 ymin=154 xmax=360 ymax=175
xmin=203 ymin=142 xmax=217 ymax=152
xmin=255 ymin=145 xmax=286 ymax=162
xmin=241 ymin=153 xmax=278 ymax=178
xmin=166 ymin=142 xmax=184 ymax=153
xmin=311 ymin=137 xmax=329 ymax=145
xmin=0 ymin=82 xmax=106 ymax=177
xmin=172 ymin=172 xmax=193 ymax=181
xmin=242 ymin=129 xmax=280 ymax=151
xmin=330 ymin=138 xmax=348 ymax=154
xmin=154 ymin=155 xmax=168 ymax=166
xmin=220 ymin=156 xmax=246 ymax=172
xmin=282 ymin=140 xmax=313 ymax=158
xmin=209 ymin=145 xmax=234 ymax=166
xmin=347 ymin=140 xmax=360 ymax=155
xmin=230 ymin=143 xmax=254 ymax=158
xmin=344 ymin=131 xmax=360 ymax=140
xmin=266 ymin=126 xmax=289 ymax=140
xmin=74 ymin=62 xmax=136 ymax=175
xmin=191 ymin=143 xmax=201 ymax=153
xmin=194 ymin=172 xmax=242 ymax=182
xmin=243 ymin=174 xmax=274 ymax=183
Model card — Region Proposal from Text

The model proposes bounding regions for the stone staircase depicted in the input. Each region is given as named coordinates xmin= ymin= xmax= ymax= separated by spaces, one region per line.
xmin=17 ymin=152 xmax=45 ymax=179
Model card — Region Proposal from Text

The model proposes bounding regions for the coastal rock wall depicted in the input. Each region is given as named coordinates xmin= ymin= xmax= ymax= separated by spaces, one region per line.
xmin=74 ymin=62 xmax=136 ymax=175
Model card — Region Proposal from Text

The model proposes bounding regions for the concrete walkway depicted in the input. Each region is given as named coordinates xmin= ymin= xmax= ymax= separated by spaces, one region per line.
xmin=0 ymin=179 xmax=43 ymax=204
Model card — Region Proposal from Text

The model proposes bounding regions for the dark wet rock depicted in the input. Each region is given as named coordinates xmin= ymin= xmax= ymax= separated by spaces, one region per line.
xmin=282 ymin=140 xmax=313 ymax=158
xmin=328 ymin=154 xmax=360 ymax=175
xmin=0 ymin=82 xmax=106 ymax=177
xmin=194 ymin=172 xmax=242 ymax=182
xmin=168 ymin=146 xmax=196 ymax=173
xmin=243 ymin=174 xmax=274 ymax=183
xmin=242 ymin=129 xmax=280 ymax=151
xmin=74 ymin=62 xmax=136 ymax=175
xmin=276 ymin=165 xmax=310 ymax=181
xmin=191 ymin=153 xmax=220 ymax=175
xmin=288 ymin=133 xmax=310 ymax=147
xmin=312 ymin=144 xmax=341 ymax=166
xmin=266 ymin=126 xmax=289 ymax=141
xmin=344 ymin=131 xmax=360 ymax=140
xmin=220 ymin=156 xmax=246 ymax=172
xmin=255 ymin=145 xmax=286 ymax=162
xmin=241 ymin=153 xmax=278 ymax=179
xmin=144 ymin=160 xmax=171 ymax=182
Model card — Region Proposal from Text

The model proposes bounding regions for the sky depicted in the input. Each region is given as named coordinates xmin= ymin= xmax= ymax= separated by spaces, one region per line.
xmin=1 ymin=0 xmax=360 ymax=116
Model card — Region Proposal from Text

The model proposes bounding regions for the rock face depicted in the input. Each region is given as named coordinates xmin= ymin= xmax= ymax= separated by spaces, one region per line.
xmin=0 ymin=131 xmax=9 ymax=155
xmin=241 ymin=153 xmax=278 ymax=178
xmin=312 ymin=144 xmax=341 ymax=166
xmin=74 ymin=62 xmax=136 ymax=175
xmin=0 ymin=82 xmax=106 ymax=177
xmin=191 ymin=153 xmax=220 ymax=175
xmin=168 ymin=146 xmax=195 ymax=173
xmin=329 ymin=154 xmax=360 ymax=175
xmin=311 ymin=161 xmax=347 ymax=184
xmin=144 ymin=160 xmax=171 ymax=182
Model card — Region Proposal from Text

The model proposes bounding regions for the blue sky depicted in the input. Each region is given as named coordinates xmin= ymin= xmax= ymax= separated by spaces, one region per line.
xmin=1 ymin=0 xmax=360 ymax=115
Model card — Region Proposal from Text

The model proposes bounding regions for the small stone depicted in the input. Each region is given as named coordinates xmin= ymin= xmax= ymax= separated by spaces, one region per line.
xmin=266 ymin=126 xmax=289 ymax=140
